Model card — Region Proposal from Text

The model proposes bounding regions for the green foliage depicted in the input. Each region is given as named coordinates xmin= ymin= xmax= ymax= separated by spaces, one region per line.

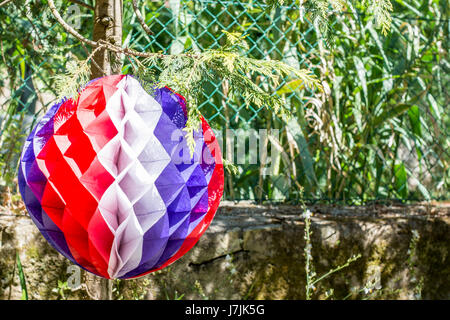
xmin=266 ymin=0 xmax=393 ymax=37
xmin=0 ymin=0 xmax=96 ymax=189
xmin=0 ymin=0 xmax=447 ymax=203
xmin=0 ymin=112 xmax=29 ymax=187
xmin=51 ymin=280 xmax=71 ymax=300
xmin=0 ymin=0 xmax=94 ymax=103
xmin=16 ymin=252 xmax=28 ymax=300
xmin=299 ymin=0 xmax=449 ymax=202
xmin=298 ymin=189 xmax=361 ymax=299
xmin=213 ymin=0 xmax=448 ymax=202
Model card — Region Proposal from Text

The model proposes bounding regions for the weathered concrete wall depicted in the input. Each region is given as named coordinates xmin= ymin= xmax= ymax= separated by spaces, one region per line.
xmin=1 ymin=202 xmax=449 ymax=300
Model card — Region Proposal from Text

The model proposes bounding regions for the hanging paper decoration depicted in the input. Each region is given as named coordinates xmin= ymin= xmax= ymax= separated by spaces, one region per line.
xmin=18 ymin=75 xmax=224 ymax=279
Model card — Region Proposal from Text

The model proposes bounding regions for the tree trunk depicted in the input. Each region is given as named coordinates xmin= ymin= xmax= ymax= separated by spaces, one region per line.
xmin=91 ymin=0 xmax=123 ymax=78
xmin=85 ymin=0 xmax=123 ymax=300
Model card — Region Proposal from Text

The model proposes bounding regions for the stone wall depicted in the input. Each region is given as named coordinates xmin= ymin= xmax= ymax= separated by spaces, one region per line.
xmin=1 ymin=202 xmax=449 ymax=300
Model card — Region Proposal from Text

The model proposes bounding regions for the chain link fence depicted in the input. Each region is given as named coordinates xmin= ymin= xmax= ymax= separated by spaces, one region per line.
xmin=0 ymin=0 xmax=448 ymax=204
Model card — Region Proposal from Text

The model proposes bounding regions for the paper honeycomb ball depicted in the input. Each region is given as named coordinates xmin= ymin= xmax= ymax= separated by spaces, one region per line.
xmin=18 ymin=75 xmax=224 ymax=279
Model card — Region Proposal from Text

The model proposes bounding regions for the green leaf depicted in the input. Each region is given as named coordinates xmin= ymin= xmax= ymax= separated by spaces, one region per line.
xmin=19 ymin=60 xmax=26 ymax=80
xmin=407 ymin=105 xmax=421 ymax=137
xmin=16 ymin=253 xmax=28 ymax=300
xmin=427 ymin=94 xmax=441 ymax=120
xmin=353 ymin=57 xmax=368 ymax=105
xmin=286 ymin=117 xmax=318 ymax=188
xmin=184 ymin=36 xmax=192 ymax=50
xmin=372 ymin=104 xmax=411 ymax=127
xmin=276 ymin=79 xmax=305 ymax=95
xmin=394 ymin=163 xmax=408 ymax=199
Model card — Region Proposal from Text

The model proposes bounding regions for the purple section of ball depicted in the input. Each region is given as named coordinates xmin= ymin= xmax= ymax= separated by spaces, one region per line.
xmin=18 ymin=100 xmax=78 ymax=264
xmin=122 ymin=111 xmax=188 ymax=277
xmin=121 ymin=87 xmax=213 ymax=278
